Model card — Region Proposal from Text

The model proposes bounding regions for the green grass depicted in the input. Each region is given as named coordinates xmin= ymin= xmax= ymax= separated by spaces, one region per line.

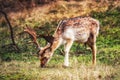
xmin=0 ymin=1 xmax=120 ymax=80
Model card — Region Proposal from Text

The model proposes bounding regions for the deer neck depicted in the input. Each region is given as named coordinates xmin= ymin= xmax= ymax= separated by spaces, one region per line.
xmin=50 ymin=37 xmax=62 ymax=52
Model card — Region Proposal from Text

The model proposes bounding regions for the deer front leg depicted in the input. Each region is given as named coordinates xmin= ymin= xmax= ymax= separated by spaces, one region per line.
xmin=64 ymin=39 xmax=73 ymax=67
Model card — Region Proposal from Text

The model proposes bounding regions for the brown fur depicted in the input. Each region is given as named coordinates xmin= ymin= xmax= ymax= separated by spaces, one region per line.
xmin=39 ymin=16 xmax=100 ymax=67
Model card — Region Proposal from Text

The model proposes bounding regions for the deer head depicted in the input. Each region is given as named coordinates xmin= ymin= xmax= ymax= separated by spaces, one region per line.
xmin=39 ymin=43 xmax=52 ymax=67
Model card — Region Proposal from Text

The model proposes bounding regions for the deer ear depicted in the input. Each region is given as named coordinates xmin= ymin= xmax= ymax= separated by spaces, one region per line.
xmin=48 ymin=36 xmax=54 ymax=44
xmin=42 ymin=35 xmax=54 ymax=44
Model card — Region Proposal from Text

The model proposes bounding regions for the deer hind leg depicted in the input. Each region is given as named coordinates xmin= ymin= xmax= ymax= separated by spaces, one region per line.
xmin=91 ymin=42 xmax=97 ymax=66
xmin=64 ymin=39 xmax=73 ymax=67
xmin=87 ymin=34 xmax=97 ymax=66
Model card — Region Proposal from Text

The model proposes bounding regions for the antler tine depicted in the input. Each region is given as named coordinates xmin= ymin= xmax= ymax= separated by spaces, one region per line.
xmin=23 ymin=25 xmax=55 ymax=51
xmin=24 ymin=26 xmax=41 ymax=50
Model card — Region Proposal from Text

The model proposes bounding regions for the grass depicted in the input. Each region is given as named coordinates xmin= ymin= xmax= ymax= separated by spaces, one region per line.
xmin=0 ymin=42 xmax=120 ymax=80
xmin=0 ymin=60 xmax=116 ymax=80
xmin=0 ymin=0 xmax=120 ymax=80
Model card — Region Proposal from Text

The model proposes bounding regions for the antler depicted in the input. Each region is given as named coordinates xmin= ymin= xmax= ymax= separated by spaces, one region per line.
xmin=24 ymin=26 xmax=41 ymax=49
xmin=24 ymin=26 xmax=54 ymax=50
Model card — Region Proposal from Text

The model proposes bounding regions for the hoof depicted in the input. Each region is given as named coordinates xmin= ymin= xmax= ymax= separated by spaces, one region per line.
xmin=40 ymin=64 xmax=46 ymax=68
xmin=62 ymin=65 xmax=69 ymax=68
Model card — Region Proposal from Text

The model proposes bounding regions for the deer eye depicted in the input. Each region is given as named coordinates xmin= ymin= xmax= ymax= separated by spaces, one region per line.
xmin=42 ymin=57 xmax=47 ymax=60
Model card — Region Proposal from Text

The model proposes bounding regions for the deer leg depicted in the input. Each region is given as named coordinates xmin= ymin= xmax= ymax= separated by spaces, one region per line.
xmin=91 ymin=42 xmax=96 ymax=66
xmin=64 ymin=39 xmax=73 ymax=67
xmin=87 ymin=34 xmax=97 ymax=66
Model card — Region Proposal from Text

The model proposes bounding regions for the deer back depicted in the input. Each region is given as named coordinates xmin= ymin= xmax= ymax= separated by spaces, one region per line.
xmin=54 ymin=17 xmax=99 ymax=43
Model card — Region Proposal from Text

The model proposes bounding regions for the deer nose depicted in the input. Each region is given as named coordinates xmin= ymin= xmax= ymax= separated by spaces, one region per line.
xmin=41 ymin=63 xmax=46 ymax=68
xmin=40 ymin=57 xmax=48 ymax=68
xmin=41 ymin=60 xmax=46 ymax=68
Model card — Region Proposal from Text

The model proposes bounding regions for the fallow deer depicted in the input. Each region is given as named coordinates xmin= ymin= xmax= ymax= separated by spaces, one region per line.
xmin=38 ymin=16 xmax=100 ymax=68
xmin=24 ymin=17 xmax=100 ymax=68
